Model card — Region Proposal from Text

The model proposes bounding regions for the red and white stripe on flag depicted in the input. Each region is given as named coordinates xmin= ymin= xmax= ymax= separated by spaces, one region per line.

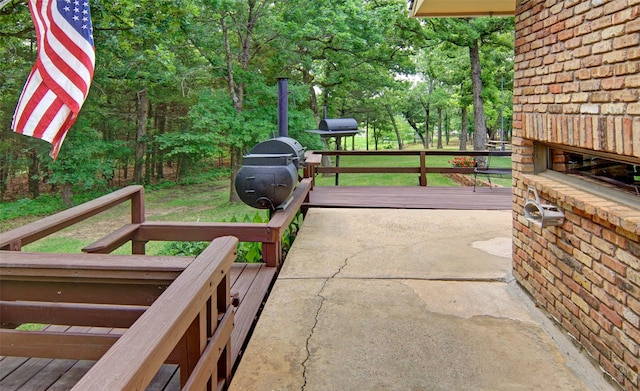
xmin=12 ymin=0 xmax=95 ymax=159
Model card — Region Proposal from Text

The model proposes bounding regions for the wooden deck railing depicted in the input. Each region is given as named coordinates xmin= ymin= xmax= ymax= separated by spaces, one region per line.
xmin=0 ymin=178 xmax=312 ymax=389
xmin=0 ymin=178 xmax=313 ymax=268
xmin=304 ymin=150 xmax=512 ymax=186
xmin=0 ymin=236 xmax=238 ymax=390
xmin=0 ymin=185 xmax=145 ymax=252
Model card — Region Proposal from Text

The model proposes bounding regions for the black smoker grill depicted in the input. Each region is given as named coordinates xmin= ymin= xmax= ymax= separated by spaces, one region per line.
xmin=235 ymin=137 xmax=305 ymax=210
xmin=318 ymin=118 xmax=358 ymax=132
xmin=307 ymin=117 xmax=361 ymax=186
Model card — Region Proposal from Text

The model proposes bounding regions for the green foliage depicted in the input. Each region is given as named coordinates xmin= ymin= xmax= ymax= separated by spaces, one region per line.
xmin=227 ymin=213 xmax=267 ymax=263
xmin=1 ymin=0 xmax=513 ymax=198
xmin=158 ymin=212 xmax=267 ymax=262
xmin=281 ymin=211 xmax=303 ymax=257
xmin=158 ymin=211 xmax=303 ymax=263
xmin=159 ymin=241 xmax=210 ymax=257
xmin=0 ymin=195 xmax=64 ymax=220
xmin=0 ymin=186 xmax=116 ymax=220
xmin=43 ymin=123 xmax=112 ymax=190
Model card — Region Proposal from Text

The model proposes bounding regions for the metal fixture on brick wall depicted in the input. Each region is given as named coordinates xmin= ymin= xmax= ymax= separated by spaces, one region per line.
xmin=523 ymin=185 xmax=565 ymax=227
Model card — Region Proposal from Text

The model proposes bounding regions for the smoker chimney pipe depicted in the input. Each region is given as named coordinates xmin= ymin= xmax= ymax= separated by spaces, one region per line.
xmin=277 ymin=78 xmax=288 ymax=137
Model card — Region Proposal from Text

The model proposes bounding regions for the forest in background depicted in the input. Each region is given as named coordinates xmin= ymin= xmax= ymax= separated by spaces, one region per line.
xmin=0 ymin=0 xmax=514 ymax=205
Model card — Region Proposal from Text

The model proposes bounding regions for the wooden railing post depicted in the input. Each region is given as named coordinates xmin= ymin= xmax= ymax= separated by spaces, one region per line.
xmin=217 ymin=272 xmax=231 ymax=386
xmin=263 ymin=178 xmax=312 ymax=268
xmin=262 ymin=236 xmax=281 ymax=268
xmin=419 ymin=151 xmax=427 ymax=186
xmin=131 ymin=186 xmax=147 ymax=254
xmin=179 ymin=310 xmax=205 ymax=388
xmin=7 ymin=240 xmax=21 ymax=251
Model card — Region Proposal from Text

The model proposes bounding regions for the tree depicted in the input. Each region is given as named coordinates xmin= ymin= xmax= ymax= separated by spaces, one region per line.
xmin=1 ymin=0 xmax=513 ymax=202
xmin=276 ymin=0 xmax=423 ymax=119
xmin=431 ymin=86 xmax=451 ymax=149
xmin=41 ymin=121 xmax=111 ymax=206
xmin=182 ymin=0 xmax=287 ymax=202
xmin=425 ymin=17 xmax=514 ymax=156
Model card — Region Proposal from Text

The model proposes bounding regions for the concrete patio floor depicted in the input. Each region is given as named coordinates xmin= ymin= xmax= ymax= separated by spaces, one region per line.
xmin=230 ymin=208 xmax=616 ymax=391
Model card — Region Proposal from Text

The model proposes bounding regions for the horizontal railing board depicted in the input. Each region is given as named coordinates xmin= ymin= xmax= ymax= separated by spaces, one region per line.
xmin=0 ymin=186 xmax=144 ymax=250
xmin=0 ymin=329 xmax=118 ymax=361
xmin=135 ymin=222 xmax=275 ymax=243
xmin=0 ymin=251 xmax=192 ymax=276
xmin=0 ymin=301 xmax=147 ymax=329
xmin=1 ymin=280 xmax=171 ymax=306
xmin=82 ymin=224 xmax=140 ymax=253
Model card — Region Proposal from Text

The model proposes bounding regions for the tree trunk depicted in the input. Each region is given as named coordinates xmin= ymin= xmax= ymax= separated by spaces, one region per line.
xmin=423 ymin=116 xmax=429 ymax=149
xmin=403 ymin=112 xmax=425 ymax=147
xmin=366 ymin=117 xmax=369 ymax=150
xmin=386 ymin=105 xmax=403 ymax=150
xmin=28 ymin=149 xmax=40 ymax=198
xmin=0 ymin=151 xmax=8 ymax=202
xmin=303 ymin=69 xmax=319 ymax=119
xmin=134 ymin=89 xmax=148 ymax=184
xmin=155 ymin=103 xmax=166 ymax=179
xmin=373 ymin=124 xmax=379 ymax=150
xmin=228 ymin=146 xmax=242 ymax=203
xmin=469 ymin=40 xmax=487 ymax=156
xmin=222 ymin=12 xmax=248 ymax=202
xmin=445 ymin=112 xmax=450 ymax=145
xmin=436 ymin=108 xmax=443 ymax=149
xmin=61 ymin=182 xmax=73 ymax=207
xmin=460 ymin=106 xmax=468 ymax=151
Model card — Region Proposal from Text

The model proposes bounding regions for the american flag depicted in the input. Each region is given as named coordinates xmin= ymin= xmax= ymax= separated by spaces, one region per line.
xmin=12 ymin=0 xmax=95 ymax=159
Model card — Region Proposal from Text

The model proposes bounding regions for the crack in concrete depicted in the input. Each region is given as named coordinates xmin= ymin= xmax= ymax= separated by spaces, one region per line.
xmin=300 ymin=255 xmax=350 ymax=391
xmin=298 ymin=244 xmax=512 ymax=390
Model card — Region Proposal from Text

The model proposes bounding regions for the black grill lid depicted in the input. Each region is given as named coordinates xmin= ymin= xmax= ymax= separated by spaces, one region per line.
xmin=242 ymin=153 xmax=294 ymax=166
xmin=248 ymin=137 xmax=305 ymax=167
xmin=318 ymin=118 xmax=358 ymax=131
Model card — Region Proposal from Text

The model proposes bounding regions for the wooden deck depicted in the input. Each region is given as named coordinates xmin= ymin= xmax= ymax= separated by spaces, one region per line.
xmin=304 ymin=186 xmax=513 ymax=210
xmin=0 ymin=176 xmax=512 ymax=389
xmin=0 ymin=262 xmax=276 ymax=391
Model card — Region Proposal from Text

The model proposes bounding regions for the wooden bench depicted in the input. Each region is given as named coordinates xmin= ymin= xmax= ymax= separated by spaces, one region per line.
xmin=0 ymin=236 xmax=238 ymax=390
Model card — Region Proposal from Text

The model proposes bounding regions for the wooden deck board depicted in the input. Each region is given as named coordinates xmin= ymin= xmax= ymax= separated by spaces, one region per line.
xmin=230 ymin=264 xmax=277 ymax=367
xmin=0 ymin=262 xmax=278 ymax=390
xmin=15 ymin=359 xmax=76 ymax=390
xmin=305 ymin=186 xmax=512 ymax=210
xmin=0 ymin=357 xmax=53 ymax=390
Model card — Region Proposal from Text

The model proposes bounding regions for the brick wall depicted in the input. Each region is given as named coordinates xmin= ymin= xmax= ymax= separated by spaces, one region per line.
xmin=512 ymin=0 xmax=640 ymax=389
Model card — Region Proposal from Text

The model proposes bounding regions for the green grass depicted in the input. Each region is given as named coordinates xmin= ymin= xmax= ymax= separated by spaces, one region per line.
xmin=313 ymin=143 xmax=513 ymax=188
xmin=16 ymin=323 xmax=45 ymax=331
